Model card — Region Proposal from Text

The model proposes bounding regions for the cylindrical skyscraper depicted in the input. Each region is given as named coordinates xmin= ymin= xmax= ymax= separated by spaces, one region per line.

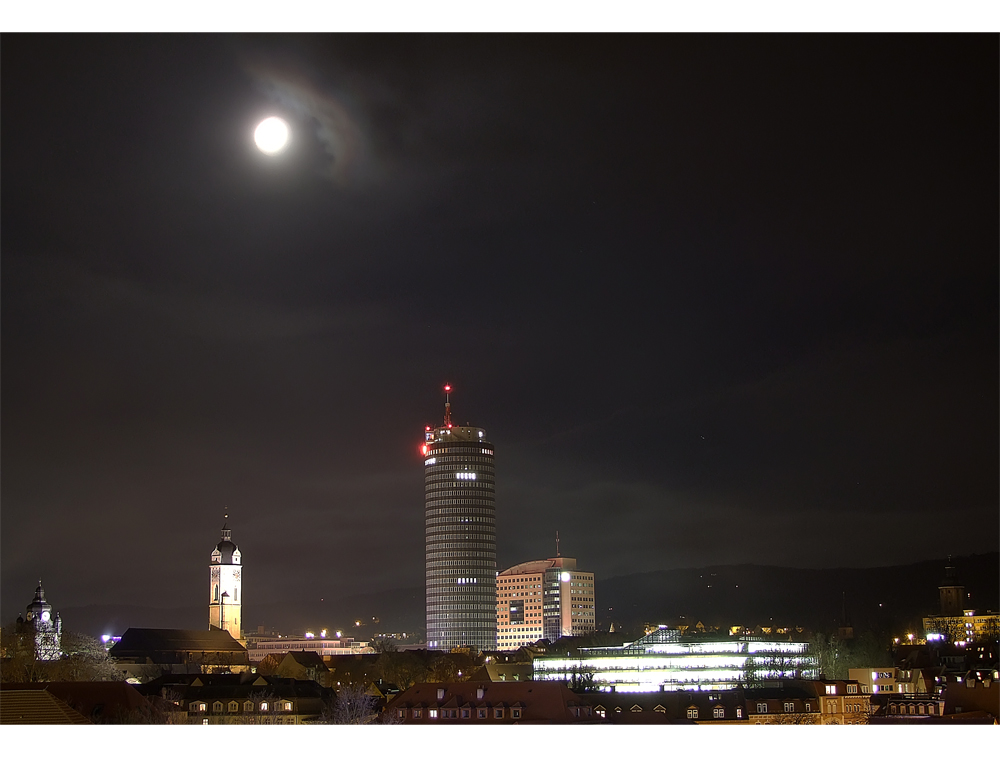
xmin=423 ymin=384 xmax=496 ymax=651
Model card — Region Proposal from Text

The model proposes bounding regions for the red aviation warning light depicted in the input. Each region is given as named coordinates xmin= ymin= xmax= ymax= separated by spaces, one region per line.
xmin=443 ymin=383 xmax=453 ymax=427
xmin=421 ymin=444 xmax=428 ymax=456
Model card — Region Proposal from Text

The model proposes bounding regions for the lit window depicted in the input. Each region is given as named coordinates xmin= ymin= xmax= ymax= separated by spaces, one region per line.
xmin=198 ymin=703 xmax=207 ymax=712
xmin=428 ymin=709 xmax=438 ymax=718
xmin=687 ymin=708 xmax=698 ymax=719
xmin=757 ymin=703 xmax=767 ymax=714
xmin=713 ymin=707 xmax=724 ymax=718
xmin=784 ymin=702 xmax=794 ymax=713
xmin=511 ymin=708 xmax=521 ymax=719
xmin=260 ymin=702 xmax=268 ymax=711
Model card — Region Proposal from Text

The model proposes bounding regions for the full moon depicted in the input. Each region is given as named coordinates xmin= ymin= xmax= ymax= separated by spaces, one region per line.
xmin=254 ymin=117 xmax=289 ymax=155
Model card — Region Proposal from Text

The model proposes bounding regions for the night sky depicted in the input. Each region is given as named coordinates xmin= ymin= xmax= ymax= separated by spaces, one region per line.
xmin=2 ymin=34 xmax=997 ymax=621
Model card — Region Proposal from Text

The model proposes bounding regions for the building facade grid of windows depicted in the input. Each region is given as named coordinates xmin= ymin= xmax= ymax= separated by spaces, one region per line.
xmin=533 ymin=628 xmax=818 ymax=692
xmin=424 ymin=406 xmax=497 ymax=652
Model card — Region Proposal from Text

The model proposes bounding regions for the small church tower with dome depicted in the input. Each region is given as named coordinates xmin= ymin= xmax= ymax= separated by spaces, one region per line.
xmin=209 ymin=513 xmax=242 ymax=640
xmin=17 ymin=581 xmax=63 ymax=660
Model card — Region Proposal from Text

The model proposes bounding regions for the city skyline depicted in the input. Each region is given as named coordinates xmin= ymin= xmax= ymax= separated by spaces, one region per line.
xmin=2 ymin=34 xmax=997 ymax=622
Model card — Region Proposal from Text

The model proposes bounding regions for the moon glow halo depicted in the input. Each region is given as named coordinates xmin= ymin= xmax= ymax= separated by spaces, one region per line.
xmin=254 ymin=117 xmax=289 ymax=155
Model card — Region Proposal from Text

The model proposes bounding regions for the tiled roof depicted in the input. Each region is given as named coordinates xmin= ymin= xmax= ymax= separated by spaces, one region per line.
xmin=283 ymin=651 xmax=328 ymax=667
xmin=581 ymin=690 xmax=745 ymax=721
xmin=389 ymin=681 xmax=598 ymax=724
xmin=12 ymin=681 xmax=154 ymax=723
xmin=0 ymin=689 xmax=93 ymax=724
xmin=111 ymin=627 xmax=247 ymax=653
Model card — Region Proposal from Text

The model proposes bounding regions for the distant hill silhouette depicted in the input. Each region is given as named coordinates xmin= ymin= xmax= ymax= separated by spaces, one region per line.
xmin=45 ymin=553 xmax=997 ymax=641
xmin=594 ymin=552 xmax=999 ymax=636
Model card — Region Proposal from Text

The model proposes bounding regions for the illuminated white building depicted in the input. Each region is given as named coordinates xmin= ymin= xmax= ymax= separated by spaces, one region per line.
xmin=209 ymin=514 xmax=242 ymax=640
xmin=246 ymin=635 xmax=373 ymax=663
xmin=496 ymin=557 xmax=595 ymax=650
xmin=848 ymin=667 xmax=898 ymax=694
xmin=533 ymin=628 xmax=818 ymax=693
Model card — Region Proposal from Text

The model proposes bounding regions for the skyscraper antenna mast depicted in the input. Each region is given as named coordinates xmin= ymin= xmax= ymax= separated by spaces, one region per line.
xmin=556 ymin=530 xmax=560 ymax=557
xmin=443 ymin=383 xmax=453 ymax=427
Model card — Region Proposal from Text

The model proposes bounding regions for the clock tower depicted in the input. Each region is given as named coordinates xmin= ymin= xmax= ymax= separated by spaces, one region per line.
xmin=20 ymin=581 xmax=62 ymax=660
xmin=209 ymin=514 xmax=242 ymax=640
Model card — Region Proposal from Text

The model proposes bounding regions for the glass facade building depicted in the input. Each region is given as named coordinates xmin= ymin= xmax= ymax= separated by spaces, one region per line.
xmin=533 ymin=628 xmax=818 ymax=692
xmin=423 ymin=422 xmax=496 ymax=651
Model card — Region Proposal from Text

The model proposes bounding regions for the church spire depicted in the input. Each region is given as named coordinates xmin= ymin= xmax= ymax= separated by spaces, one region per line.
xmin=221 ymin=509 xmax=231 ymax=541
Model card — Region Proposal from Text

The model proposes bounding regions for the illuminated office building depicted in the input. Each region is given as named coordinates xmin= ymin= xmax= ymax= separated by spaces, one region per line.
xmin=533 ymin=628 xmax=818 ymax=693
xmin=496 ymin=557 xmax=595 ymax=650
xmin=423 ymin=385 xmax=496 ymax=651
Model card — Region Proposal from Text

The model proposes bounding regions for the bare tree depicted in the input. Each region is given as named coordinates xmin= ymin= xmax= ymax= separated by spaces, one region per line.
xmin=375 ymin=650 xmax=428 ymax=690
xmin=0 ymin=622 xmax=45 ymax=683
xmin=371 ymin=636 xmax=398 ymax=654
xmin=52 ymin=631 xmax=125 ymax=682
xmin=321 ymin=682 xmax=391 ymax=724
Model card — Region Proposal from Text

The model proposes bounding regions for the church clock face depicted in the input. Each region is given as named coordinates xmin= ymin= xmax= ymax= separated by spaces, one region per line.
xmin=41 ymin=611 xmax=50 ymax=621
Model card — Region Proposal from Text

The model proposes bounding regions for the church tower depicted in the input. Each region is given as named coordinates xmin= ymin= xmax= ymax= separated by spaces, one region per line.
xmin=938 ymin=558 xmax=964 ymax=617
xmin=209 ymin=514 xmax=242 ymax=640
xmin=19 ymin=581 xmax=62 ymax=660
